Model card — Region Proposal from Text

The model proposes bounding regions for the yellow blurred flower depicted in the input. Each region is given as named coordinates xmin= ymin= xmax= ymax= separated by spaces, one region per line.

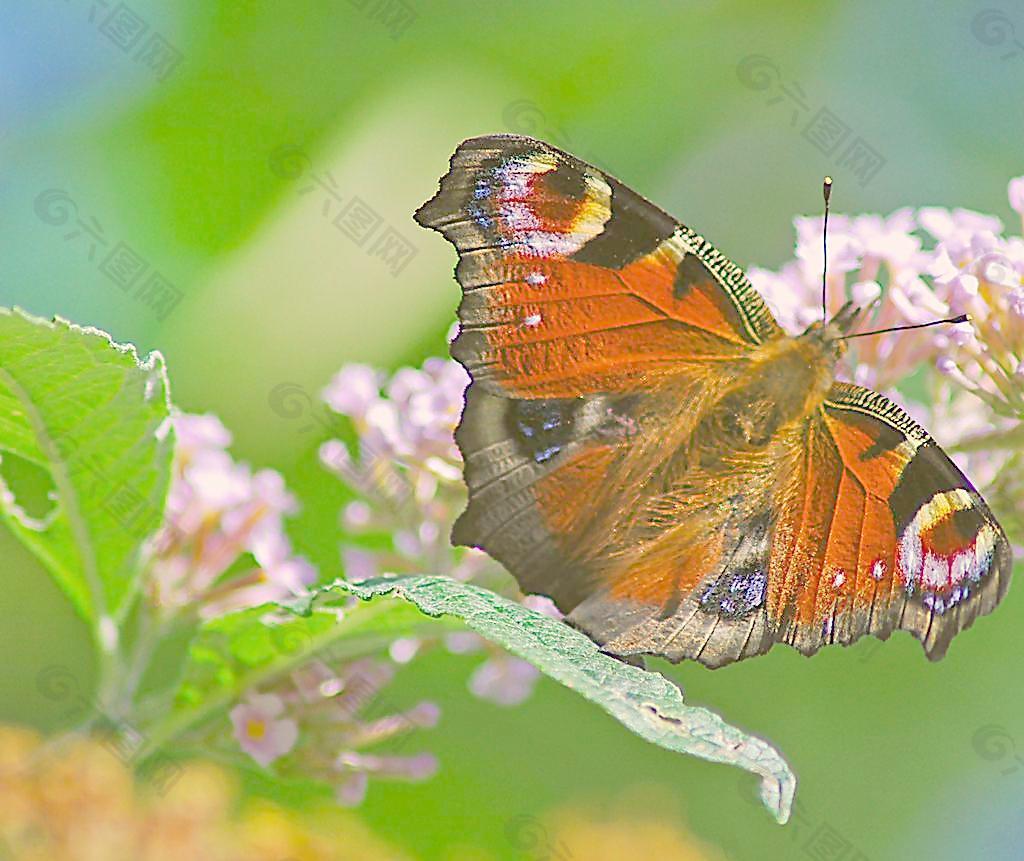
xmin=507 ymin=790 xmax=730 ymax=861
xmin=0 ymin=726 xmax=408 ymax=861
xmin=548 ymin=811 xmax=729 ymax=861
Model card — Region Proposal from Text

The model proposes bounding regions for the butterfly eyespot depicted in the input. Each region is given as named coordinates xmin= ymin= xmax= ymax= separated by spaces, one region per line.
xmin=507 ymin=399 xmax=577 ymax=465
xmin=537 ymin=160 xmax=590 ymax=201
xmin=470 ymin=155 xmax=613 ymax=258
xmin=897 ymin=489 xmax=999 ymax=615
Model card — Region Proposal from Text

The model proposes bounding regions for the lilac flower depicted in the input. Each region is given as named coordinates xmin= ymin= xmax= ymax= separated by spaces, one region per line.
xmin=750 ymin=207 xmax=937 ymax=390
xmin=521 ymin=594 xmax=564 ymax=619
xmin=146 ymin=413 xmax=315 ymax=618
xmin=320 ymin=358 xmax=481 ymax=583
xmin=146 ymin=417 xmax=444 ymax=808
xmin=748 ymin=262 xmax=823 ymax=335
xmin=240 ymin=658 xmax=443 ymax=806
xmin=850 ymin=208 xmax=922 ymax=270
xmin=230 ymin=693 xmax=299 ymax=767
xmin=334 ymin=752 xmax=438 ymax=807
xmin=917 ymin=207 xmax=1004 ymax=261
xmin=920 ymin=209 xmax=1024 ymax=417
xmin=321 ymin=358 xmax=467 ymax=465
xmin=469 ymin=656 xmax=541 ymax=706
xmin=794 ymin=213 xmax=863 ymax=281
xmin=1010 ymin=176 xmax=1024 ymax=218
xmin=171 ymin=411 xmax=232 ymax=459
xmin=444 ymin=631 xmax=485 ymax=655
xmin=206 ymin=533 xmax=317 ymax=617
xmin=751 ymin=190 xmax=1024 ymax=401
xmin=321 ymin=357 xmax=545 ymax=706
xmin=322 ymin=364 xmax=382 ymax=417
xmin=341 ymin=547 xmax=379 ymax=583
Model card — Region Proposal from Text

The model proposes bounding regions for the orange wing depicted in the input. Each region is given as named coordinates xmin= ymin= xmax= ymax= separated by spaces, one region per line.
xmin=415 ymin=134 xmax=784 ymax=611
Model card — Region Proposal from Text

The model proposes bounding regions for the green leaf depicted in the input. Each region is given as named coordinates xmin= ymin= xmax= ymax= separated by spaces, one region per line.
xmin=0 ymin=308 xmax=173 ymax=627
xmin=325 ymin=575 xmax=796 ymax=824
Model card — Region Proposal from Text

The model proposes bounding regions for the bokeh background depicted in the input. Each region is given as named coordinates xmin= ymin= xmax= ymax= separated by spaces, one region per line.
xmin=2 ymin=1 xmax=1023 ymax=859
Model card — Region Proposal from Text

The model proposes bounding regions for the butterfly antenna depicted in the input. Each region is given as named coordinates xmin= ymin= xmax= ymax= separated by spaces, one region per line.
xmin=839 ymin=314 xmax=970 ymax=341
xmin=821 ymin=176 xmax=832 ymax=322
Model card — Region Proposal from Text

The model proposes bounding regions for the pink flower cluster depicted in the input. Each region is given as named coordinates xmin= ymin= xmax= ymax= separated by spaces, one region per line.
xmin=231 ymin=658 xmax=439 ymax=806
xmin=148 ymin=415 xmax=443 ymax=803
xmin=319 ymin=357 xmax=483 ymax=584
xmin=320 ymin=355 xmax=549 ymax=707
xmin=146 ymin=413 xmax=315 ymax=618
xmin=749 ymin=175 xmax=1024 ymax=404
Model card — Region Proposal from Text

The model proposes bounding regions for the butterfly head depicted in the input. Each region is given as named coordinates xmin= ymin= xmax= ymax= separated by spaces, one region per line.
xmin=801 ymin=300 xmax=865 ymax=359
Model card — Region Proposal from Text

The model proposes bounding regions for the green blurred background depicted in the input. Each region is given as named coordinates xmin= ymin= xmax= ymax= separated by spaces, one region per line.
xmin=2 ymin=1 xmax=1023 ymax=858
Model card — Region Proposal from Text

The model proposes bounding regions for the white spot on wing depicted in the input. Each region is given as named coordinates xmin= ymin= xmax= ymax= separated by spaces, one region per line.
xmin=898 ymin=525 xmax=923 ymax=589
xmin=950 ymin=551 xmax=971 ymax=586
xmin=922 ymin=553 xmax=949 ymax=590
xmin=972 ymin=524 xmax=997 ymax=582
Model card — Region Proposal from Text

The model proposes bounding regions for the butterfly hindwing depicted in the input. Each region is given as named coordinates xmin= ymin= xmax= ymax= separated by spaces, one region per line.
xmin=452 ymin=383 xmax=643 ymax=610
xmin=567 ymin=504 xmax=780 ymax=668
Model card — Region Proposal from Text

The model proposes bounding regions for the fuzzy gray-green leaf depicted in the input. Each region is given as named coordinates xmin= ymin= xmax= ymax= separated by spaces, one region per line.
xmin=319 ymin=575 xmax=796 ymax=823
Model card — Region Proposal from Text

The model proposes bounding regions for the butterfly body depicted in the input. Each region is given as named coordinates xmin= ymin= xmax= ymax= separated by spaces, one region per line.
xmin=415 ymin=134 xmax=1011 ymax=668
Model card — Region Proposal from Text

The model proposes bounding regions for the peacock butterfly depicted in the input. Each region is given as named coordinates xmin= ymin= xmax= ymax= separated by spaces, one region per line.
xmin=413 ymin=134 xmax=1011 ymax=668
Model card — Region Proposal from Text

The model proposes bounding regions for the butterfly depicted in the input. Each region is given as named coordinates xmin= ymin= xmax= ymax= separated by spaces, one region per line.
xmin=413 ymin=134 xmax=1012 ymax=668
